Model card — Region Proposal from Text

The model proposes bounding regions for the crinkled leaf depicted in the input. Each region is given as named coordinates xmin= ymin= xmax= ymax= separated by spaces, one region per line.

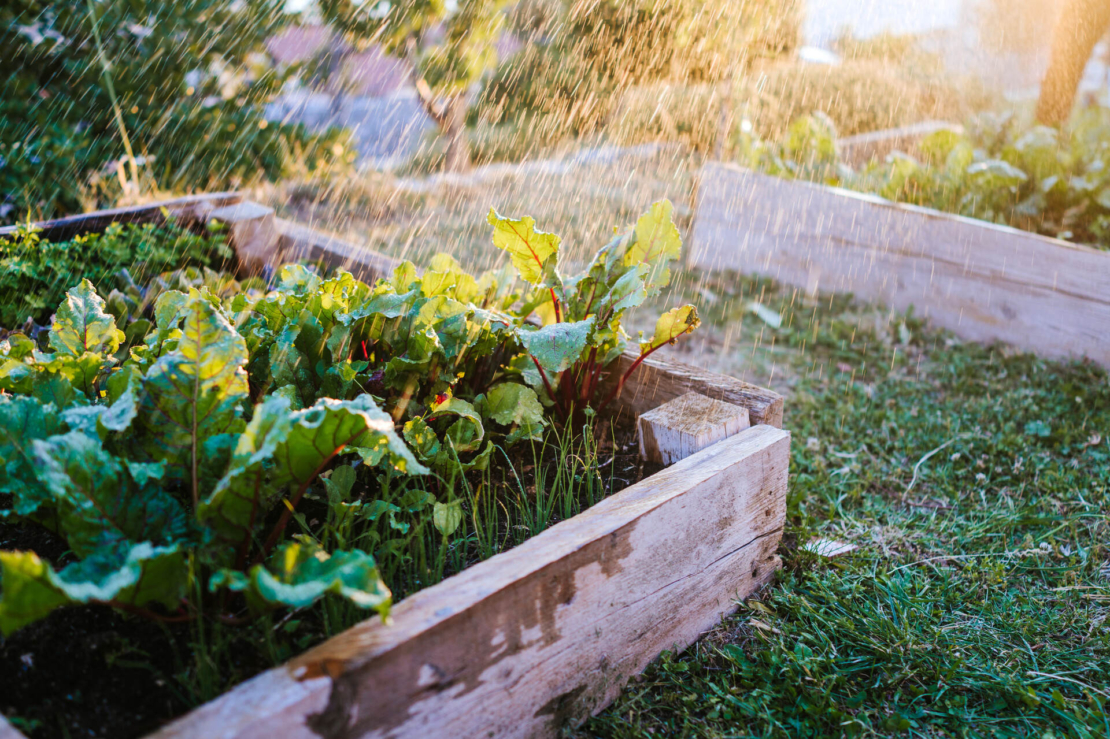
xmin=403 ymin=417 xmax=440 ymax=460
xmin=624 ymin=200 xmax=682 ymax=293
xmin=3 ymin=334 xmax=36 ymax=361
xmin=0 ymin=396 xmax=65 ymax=516
xmin=391 ymin=261 xmax=420 ymax=293
xmin=444 ymin=418 xmax=482 ymax=453
xmin=154 ymin=290 xmax=189 ymax=330
xmin=519 ymin=318 xmax=595 ymax=375
xmin=33 ymin=431 xmax=189 ymax=558
xmin=605 ymin=266 xmax=649 ymax=313
xmin=289 ymin=395 xmax=427 ymax=477
xmin=198 ymin=395 xmax=295 ymax=551
xmin=478 ymin=383 xmax=545 ymax=429
xmin=487 ymin=208 xmax=561 ymax=285
xmin=31 ymin=371 xmax=82 ymax=411
xmin=49 ymin=280 xmax=125 ymax=357
xmin=430 ymin=397 xmax=484 ymax=444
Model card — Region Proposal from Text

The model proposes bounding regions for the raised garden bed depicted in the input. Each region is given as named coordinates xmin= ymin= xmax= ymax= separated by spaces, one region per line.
xmin=690 ymin=162 xmax=1110 ymax=368
xmin=1 ymin=196 xmax=787 ymax=739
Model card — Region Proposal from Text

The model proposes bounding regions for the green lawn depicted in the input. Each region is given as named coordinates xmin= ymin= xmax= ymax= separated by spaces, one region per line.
xmin=576 ymin=273 xmax=1110 ymax=738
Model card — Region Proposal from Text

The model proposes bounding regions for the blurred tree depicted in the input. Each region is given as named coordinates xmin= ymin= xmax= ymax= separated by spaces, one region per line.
xmin=476 ymin=0 xmax=799 ymax=141
xmin=0 ymin=0 xmax=350 ymax=224
xmin=1037 ymin=0 xmax=1110 ymax=126
xmin=319 ymin=0 xmax=511 ymax=172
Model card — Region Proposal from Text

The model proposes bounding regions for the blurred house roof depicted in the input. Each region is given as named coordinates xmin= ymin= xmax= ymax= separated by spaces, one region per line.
xmin=267 ymin=24 xmax=523 ymax=98
xmin=266 ymin=24 xmax=410 ymax=97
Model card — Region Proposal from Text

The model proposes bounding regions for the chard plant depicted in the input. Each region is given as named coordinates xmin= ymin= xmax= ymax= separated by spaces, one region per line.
xmin=489 ymin=199 xmax=700 ymax=425
xmin=0 ymin=199 xmax=698 ymax=634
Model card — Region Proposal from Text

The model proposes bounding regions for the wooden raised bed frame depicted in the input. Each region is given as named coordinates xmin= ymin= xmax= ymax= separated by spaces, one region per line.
xmin=0 ymin=196 xmax=788 ymax=739
xmin=690 ymin=162 xmax=1110 ymax=368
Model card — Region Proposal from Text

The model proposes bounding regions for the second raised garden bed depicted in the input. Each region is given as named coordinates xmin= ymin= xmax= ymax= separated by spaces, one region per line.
xmin=1 ymin=196 xmax=787 ymax=739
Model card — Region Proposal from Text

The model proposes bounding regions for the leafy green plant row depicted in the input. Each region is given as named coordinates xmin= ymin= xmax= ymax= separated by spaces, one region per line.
xmin=0 ymin=219 xmax=233 ymax=330
xmin=0 ymin=200 xmax=699 ymax=635
xmin=739 ymin=106 xmax=1110 ymax=251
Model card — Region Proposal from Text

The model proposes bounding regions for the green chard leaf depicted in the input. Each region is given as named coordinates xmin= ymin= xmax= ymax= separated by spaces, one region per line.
xmin=433 ymin=499 xmax=463 ymax=537
xmin=477 ymin=383 xmax=545 ymax=429
xmin=624 ymin=200 xmax=682 ymax=293
xmin=0 ymin=543 xmax=186 ymax=636
xmin=33 ymin=431 xmax=189 ymax=558
xmin=200 ymin=395 xmax=425 ymax=562
xmin=0 ymin=396 xmax=65 ymax=516
xmin=48 ymin=280 xmax=126 ymax=357
xmin=197 ymin=395 xmax=295 ymax=553
xmin=210 ymin=541 xmax=390 ymax=615
xmin=137 ymin=292 xmax=249 ymax=499
xmin=291 ymin=396 xmax=426 ymax=476
xmin=519 ymin=318 xmax=595 ymax=375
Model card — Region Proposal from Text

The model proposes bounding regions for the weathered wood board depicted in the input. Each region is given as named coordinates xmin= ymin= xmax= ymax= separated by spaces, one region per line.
xmin=690 ymin=163 xmax=1110 ymax=367
xmin=606 ymin=350 xmax=784 ymax=428
xmin=209 ymin=201 xmax=279 ymax=275
xmin=0 ymin=717 xmax=24 ymax=739
xmin=836 ymin=120 xmax=962 ymax=167
xmin=0 ymin=192 xmax=241 ymax=242
xmin=149 ymin=423 xmax=789 ymax=739
xmin=275 ymin=218 xmax=402 ymax=285
xmin=638 ymin=392 xmax=751 ymax=464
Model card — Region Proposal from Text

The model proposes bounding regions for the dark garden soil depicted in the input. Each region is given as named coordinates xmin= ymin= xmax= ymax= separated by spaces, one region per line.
xmin=0 ymin=424 xmax=662 ymax=739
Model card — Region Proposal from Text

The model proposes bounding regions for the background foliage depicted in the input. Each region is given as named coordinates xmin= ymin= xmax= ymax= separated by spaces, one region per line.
xmin=0 ymin=0 xmax=352 ymax=224
xmin=741 ymin=104 xmax=1110 ymax=251
xmin=0 ymin=220 xmax=232 ymax=329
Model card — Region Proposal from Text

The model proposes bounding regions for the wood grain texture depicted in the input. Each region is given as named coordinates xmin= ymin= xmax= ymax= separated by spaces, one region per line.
xmin=690 ymin=163 xmax=1110 ymax=367
xmin=276 ymin=218 xmax=402 ymax=285
xmin=638 ymin=392 xmax=750 ymax=464
xmin=150 ymin=424 xmax=789 ymax=739
xmin=604 ymin=350 xmax=784 ymax=428
xmin=0 ymin=193 xmax=241 ymax=241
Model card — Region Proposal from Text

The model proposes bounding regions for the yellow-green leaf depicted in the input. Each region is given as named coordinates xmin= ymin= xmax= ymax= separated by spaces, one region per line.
xmin=640 ymin=305 xmax=700 ymax=354
xmin=625 ymin=200 xmax=681 ymax=269
xmin=487 ymin=208 xmax=560 ymax=285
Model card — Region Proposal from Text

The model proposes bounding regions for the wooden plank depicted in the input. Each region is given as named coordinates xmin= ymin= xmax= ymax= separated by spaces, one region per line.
xmin=638 ymin=392 xmax=750 ymax=464
xmin=0 ymin=716 xmax=27 ymax=739
xmin=605 ymin=350 xmax=784 ymax=428
xmin=149 ymin=424 xmax=789 ymax=739
xmin=276 ymin=218 xmax=402 ymax=285
xmin=689 ymin=163 xmax=1110 ymax=367
xmin=837 ymin=120 xmax=962 ymax=167
xmin=210 ymin=202 xmax=280 ymax=275
xmin=0 ymin=193 xmax=241 ymax=241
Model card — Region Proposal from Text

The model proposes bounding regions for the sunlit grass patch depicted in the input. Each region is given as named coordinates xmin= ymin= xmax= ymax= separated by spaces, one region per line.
xmin=579 ymin=275 xmax=1110 ymax=738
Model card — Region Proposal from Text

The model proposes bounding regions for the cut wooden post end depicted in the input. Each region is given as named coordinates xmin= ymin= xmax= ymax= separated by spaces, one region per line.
xmin=638 ymin=392 xmax=750 ymax=465
xmin=209 ymin=201 xmax=278 ymax=275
